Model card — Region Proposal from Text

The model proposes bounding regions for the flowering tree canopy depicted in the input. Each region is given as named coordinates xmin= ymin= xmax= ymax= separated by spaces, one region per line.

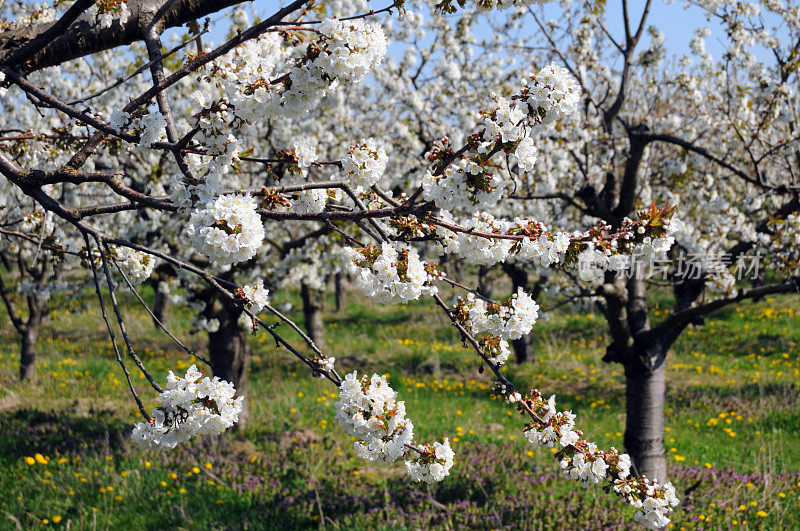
xmin=2 ymin=0 xmax=799 ymax=528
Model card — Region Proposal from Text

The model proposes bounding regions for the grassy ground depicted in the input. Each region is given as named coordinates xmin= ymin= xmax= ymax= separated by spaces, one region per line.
xmin=0 ymin=285 xmax=799 ymax=529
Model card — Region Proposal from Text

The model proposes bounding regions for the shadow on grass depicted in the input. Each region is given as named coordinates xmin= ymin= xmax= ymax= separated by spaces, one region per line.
xmin=0 ymin=408 xmax=128 ymax=460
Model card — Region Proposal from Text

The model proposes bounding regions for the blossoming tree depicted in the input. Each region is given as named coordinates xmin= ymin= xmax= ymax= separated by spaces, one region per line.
xmin=3 ymin=0 xmax=798 ymax=528
xmin=453 ymin=0 xmax=800 ymax=483
xmin=0 ymin=203 xmax=66 ymax=380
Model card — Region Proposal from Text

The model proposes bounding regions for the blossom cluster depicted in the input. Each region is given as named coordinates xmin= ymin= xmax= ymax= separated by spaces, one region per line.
xmin=131 ymin=365 xmax=244 ymax=449
xmin=239 ymin=279 xmax=270 ymax=313
xmin=173 ymin=18 xmax=387 ymax=208
xmin=106 ymin=108 xmax=167 ymax=148
xmin=291 ymin=138 xmax=319 ymax=169
xmin=421 ymin=159 xmax=505 ymax=212
xmin=517 ymin=230 xmax=572 ymax=267
xmin=342 ymin=138 xmax=388 ymax=189
xmin=705 ymin=268 xmax=738 ymax=297
xmin=186 ymin=194 xmax=265 ymax=265
xmin=519 ymin=63 xmax=582 ymax=125
xmin=434 ymin=205 xmax=678 ymax=277
xmin=616 ymin=478 xmax=681 ymax=530
xmin=405 ymin=439 xmax=455 ymax=483
xmin=19 ymin=210 xmax=54 ymax=237
xmin=203 ymin=17 xmax=387 ymax=125
xmin=574 ymin=212 xmax=681 ymax=284
xmin=84 ymin=0 xmax=130 ymax=29
xmin=454 ymin=288 xmax=540 ymax=341
xmin=422 ymin=63 xmax=579 ymax=212
xmin=316 ymin=356 xmax=336 ymax=373
xmin=435 ymin=214 xmax=573 ymax=267
xmin=479 ymin=335 xmax=511 ymax=366
xmin=317 ymin=19 xmax=388 ymax=83
xmin=767 ymin=212 xmax=800 ymax=275
xmin=522 ymin=393 xmax=581 ymax=449
xmin=334 ymin=372 xmax=414 ymax=462
xmin=335 ymin=372 xmax=454 ymax=482
xmin=435 ymin=213 xmax=514 ymax=265
xmin=519 ymin=390 xmax=678 ymax=530
xmin=113 ymin=246 xmax=156 ymax=284
xmin=290 ymin=189 xmax=328 ymax=214
xmin=346 ymin=243 xmax=439 ymax=304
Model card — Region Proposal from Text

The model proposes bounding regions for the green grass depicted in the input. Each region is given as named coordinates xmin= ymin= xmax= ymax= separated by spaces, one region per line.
xmin=0 ymin=287 xmax=799 ymax=529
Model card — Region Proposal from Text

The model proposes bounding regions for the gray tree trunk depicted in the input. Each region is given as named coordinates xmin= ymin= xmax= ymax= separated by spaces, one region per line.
xmin=624 ymin=360 xmax=667 ymax=483
xmin=19 ymin=326 xmax=37 ymax=381
xmin=153 ymin=287 xmax=169 ymax=326
xmin=477 ymin=265 xmax=494 ymax=300
xmin=301 ymin=282 xmax=327 ymax=351
xmin=334 ymin=273 xmax=345 ymax=312
xmin=602 ymin=274 xmax=669 ymax=483
xmin=208 ymin=304 xmax=251 ymax=425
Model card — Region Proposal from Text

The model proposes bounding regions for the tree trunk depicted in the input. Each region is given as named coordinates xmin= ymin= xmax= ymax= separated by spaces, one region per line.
xmin=477 ymin=265 xmax=494 ymax=299
xmin=624 ymin=360 xmax=667 ymax=483
xmin=19 ymin=326 xmax=37 ymax=381
xmin=153 ymin=287 xmax=169 ymax=326
xmin=208 ymin=304 xmax=251 ymax=425
xmin=300 ymin=282 xmax=327 ymax=351
xmin=512 ymin=334 xmax=530 ymax=364
xmin=334 ymin=273 xmax=345 ymax=312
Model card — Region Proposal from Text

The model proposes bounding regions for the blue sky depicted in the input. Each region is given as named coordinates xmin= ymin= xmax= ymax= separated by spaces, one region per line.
xmin=199 ymin=1 xmax=762 ymax=63
xmin=592 ymin=1 xmax=728 ymax=57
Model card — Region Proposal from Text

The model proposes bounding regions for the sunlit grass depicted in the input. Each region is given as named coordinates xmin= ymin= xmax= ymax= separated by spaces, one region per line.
xmin=1 ymin=287 xmax=798 ymax=528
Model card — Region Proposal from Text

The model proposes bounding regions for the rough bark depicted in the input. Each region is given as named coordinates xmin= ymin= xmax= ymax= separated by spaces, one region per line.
xmin=624 ymin=359 xmax=668 ymax=483
xmin=600 ymin=273 xmax=668 ymax=482
xmin=334 ymin=273 xmax=345 ymax=312
xmin=152 ymin=287 xmax=169 ymax=326
xmin=300 ymin=282 xmax=327 ymax=351
xmin=1 ymin=0 xmax=247 ymax=74
xmin=19 ymin=326 xmax=37 ymax=381
xmin=208 ymin=302 xmax=250 ymax=425
xmin=477 ymin=265 xmax=495 ymax=300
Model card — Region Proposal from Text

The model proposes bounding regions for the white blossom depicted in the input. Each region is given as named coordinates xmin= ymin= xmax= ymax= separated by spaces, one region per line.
xmin=347 ymin=243 xmax=439 ymax=304
xmin=114 ymin=246 xmax=156 ymax=284
xmin=335 ymin=372 xmax=414 ymax=463
xmin=131 ymin=365 xmax=244 ymax=449
xmin=405 ymin=438 xmax=455 ymax=484
xmin=292 ymin=138 xmax=319 ymax=168
xmin=186 ymin=194 xmax=265 ymax=265
xmin=240 ymin=279 xmax=270 ymax=313
xmin=342 ymin=138 xmax=388 ymax=189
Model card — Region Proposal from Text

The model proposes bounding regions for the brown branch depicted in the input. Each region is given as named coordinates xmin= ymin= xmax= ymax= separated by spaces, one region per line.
xmin=2 ymin=0 xmax=95 ymax=67
xmin=640 ymin=279 xmax=800 ymax=347
xmin=2 ymin=0 xmax=252 ymax=74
